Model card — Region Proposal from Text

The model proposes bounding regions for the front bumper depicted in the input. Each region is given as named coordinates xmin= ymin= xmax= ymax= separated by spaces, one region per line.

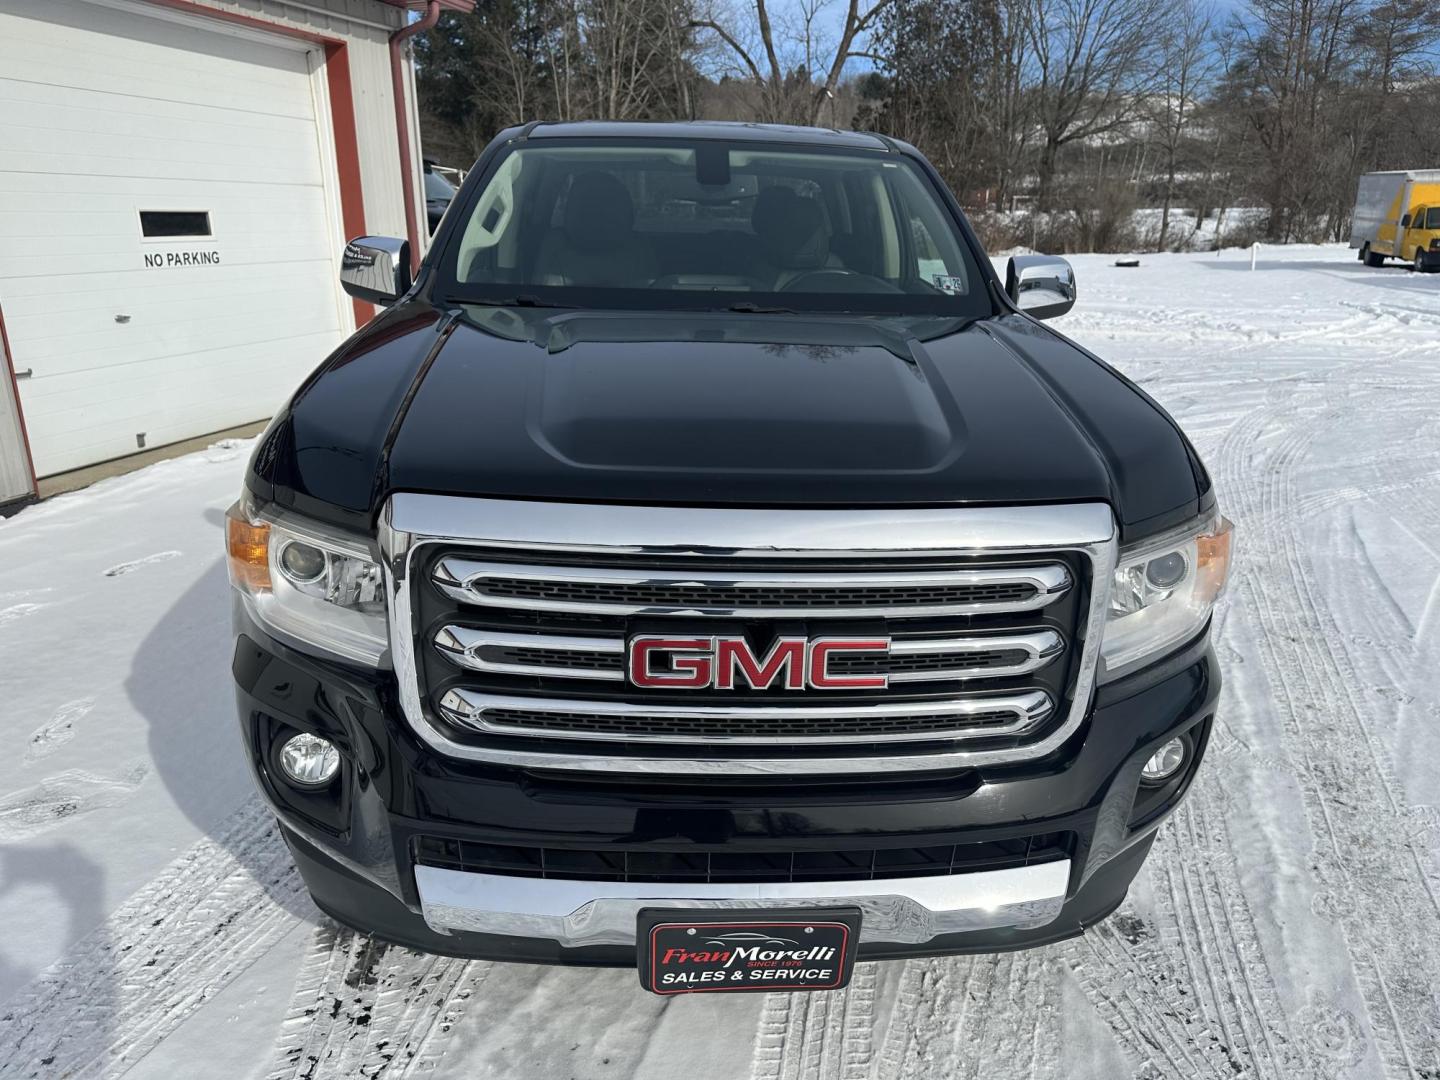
xmin=414 ymin=859 xmax=1071 ymax=944
xmin=234 ymin=603 xmax=1218 ymax=964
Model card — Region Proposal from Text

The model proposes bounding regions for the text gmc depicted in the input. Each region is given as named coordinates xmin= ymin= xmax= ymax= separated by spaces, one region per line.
xmin=227 ymin=122 xmax=1231 ymax=995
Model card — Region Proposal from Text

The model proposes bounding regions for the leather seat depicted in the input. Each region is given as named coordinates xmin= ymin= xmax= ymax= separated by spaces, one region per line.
xmin=750 ymin=187 xmax=840 ymax=289
xmin=534 ymin=171 xmax=657 ymax=287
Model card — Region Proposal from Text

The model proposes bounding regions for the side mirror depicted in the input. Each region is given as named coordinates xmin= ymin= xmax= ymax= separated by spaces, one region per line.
xmin=341 ymin=236 xmax=411 ymax=305
xmin=1401 ymin=214 xmax=1411 ymax=229
xmin=1006 ymin=254 xmax=1076 ymax=320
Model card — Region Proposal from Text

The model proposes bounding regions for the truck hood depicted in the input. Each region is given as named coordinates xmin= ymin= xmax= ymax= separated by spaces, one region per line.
xmin=253 ymin=303 xmax=1205 ymax=537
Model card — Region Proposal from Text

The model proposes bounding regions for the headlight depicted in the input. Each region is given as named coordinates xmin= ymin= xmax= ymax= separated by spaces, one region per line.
xmin=1099 ymin=514 xmax=1232 ymax=681
xmin=226 ymin=497 xmax=388 ymax=666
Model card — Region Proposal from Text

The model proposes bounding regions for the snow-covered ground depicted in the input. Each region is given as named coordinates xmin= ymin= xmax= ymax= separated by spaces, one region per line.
xmin=2 ymin=243 xmax=1439 ymax=1079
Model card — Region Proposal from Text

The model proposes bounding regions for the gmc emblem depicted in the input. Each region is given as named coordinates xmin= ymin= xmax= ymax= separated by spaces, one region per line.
xmin=628 ymin=635 xmax=891 ymax=690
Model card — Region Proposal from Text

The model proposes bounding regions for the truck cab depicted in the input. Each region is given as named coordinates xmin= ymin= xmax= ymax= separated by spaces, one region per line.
xmin=1399 ymin=204 xmax=1440 ymax=271
xmin=226 ymin=122 xmax=1230 ymax=994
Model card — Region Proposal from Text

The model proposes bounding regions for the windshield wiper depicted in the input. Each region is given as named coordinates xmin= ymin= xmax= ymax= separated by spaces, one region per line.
xmin=725 ymin=301 xmax=798 ymax=314
xmin=465 ymin=294 xmax=571 ymax=309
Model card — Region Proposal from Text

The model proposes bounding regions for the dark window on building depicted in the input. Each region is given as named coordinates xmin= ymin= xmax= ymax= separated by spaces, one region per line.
xmin=140 ymin=211 xmax=211 ymax=238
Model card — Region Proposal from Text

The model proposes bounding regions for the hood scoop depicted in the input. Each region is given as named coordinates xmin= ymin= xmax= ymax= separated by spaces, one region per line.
xmin=530 ymin=330 xmax=963 ymax=474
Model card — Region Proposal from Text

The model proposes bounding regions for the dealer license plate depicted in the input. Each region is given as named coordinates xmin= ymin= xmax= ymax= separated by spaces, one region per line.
xmin=637 ymin=908 xmax=861 ymax=995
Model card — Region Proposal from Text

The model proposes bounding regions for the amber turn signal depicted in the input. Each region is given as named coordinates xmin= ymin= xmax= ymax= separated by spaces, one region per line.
xmin=1196 ymin=516 xmax=1233 ymax=604
xmin=226 ymin=503 xmax=271 ymax=592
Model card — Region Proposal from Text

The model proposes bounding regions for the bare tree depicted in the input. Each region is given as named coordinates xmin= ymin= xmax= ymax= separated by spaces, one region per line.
xmin=1025 ymin=0 xmax=1166 ymax=210
xmin=985 ymin=0 xmax=1035 ymax=210
xmin=690 ymin=0 xmax=895 ymax=124
xmin=1152 ymin=0 xmax=1217 ymax=249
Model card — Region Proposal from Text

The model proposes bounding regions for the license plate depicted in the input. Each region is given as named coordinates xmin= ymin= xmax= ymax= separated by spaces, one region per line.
xmin=637 ymin=908 xmax=861 ymax=995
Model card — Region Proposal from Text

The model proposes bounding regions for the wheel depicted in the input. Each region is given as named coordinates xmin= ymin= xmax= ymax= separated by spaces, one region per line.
xmin=1363 ymin=244 xmax=1384 ymax=268
xmin=1415 ymin=249 xmax=1429 ymax=274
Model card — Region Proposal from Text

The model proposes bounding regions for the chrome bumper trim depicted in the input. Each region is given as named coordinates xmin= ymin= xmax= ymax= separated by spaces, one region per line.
xmin=414 ymin=860 xmax=1072 ymax=946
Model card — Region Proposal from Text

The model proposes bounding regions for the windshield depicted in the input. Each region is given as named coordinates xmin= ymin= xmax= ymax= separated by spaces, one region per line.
xmin=1428 ymin=207 xmax=1440 ymax=230
xmin=425 ymin=171 xmax=456 ymax=201
xmin=437 ymin=139 xmax=991 ymax=316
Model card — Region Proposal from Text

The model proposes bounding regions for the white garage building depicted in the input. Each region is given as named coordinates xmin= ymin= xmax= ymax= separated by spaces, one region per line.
xmin=0 ymin=0 xmax=470 ymax=510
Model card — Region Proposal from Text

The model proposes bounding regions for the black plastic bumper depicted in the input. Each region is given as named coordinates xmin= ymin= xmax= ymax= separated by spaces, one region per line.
xmin=232 ymin=602 xmax=1218 ymax=964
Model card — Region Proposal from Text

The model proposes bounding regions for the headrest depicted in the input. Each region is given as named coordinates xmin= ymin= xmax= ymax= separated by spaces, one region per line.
xmin=563 ymin=171 xmax=635 ymax=254
xmin=751 ymin=186 xmax=828 ymax=269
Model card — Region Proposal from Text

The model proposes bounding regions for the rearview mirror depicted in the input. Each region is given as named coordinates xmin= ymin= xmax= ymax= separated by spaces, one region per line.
xmin=1401 ymin=214 xmax=1412 ymax=228
xmin=1006 ymin=255 xmax=1076 ymax=320
xmin=341 ymin=236 xmax=412 ymax=306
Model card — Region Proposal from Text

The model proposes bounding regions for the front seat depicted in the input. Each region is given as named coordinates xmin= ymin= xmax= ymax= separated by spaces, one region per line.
xmin=533 ymin=171 xmax=657 ymax=287
xmin=750 ymin=187 xmax=840 ymax=289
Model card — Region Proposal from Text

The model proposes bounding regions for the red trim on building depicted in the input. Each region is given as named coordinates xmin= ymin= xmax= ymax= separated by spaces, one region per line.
xmin=0 ymin=300 xmax=39 ymax=497
xmin=389 ymin=1 xmax=440 ymax=276
xmin=140 ymin=0 xmax=372 ymax=325
xmin=322 ymin=42 xmax=375 ymax=327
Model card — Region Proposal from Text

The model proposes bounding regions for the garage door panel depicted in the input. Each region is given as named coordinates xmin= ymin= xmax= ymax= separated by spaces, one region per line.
xmin=19 ymin=330 xmax=342 ymax=474
xmin=9 ymin=291 xmax=342 ymax=376
xmin=0 ymin=0 xmax=351 ymax=477
xmin=0 ymin=210 xmax=335 ymax=249
xmin=0 ymin=207 xmax=334 ymax=264
xmin=1 ymin=1 xmax=315 ymax=116
xmin=0 ymin=77 xmax=321 ymax=136
xmin=0 ymin=111 xmax=323 ymax=176
xmin=0 ymin=193 xmax=336 ymax=247
xmin=0 ymin=259 xmax=336 ymax=306
xmin=0 ymin=149 xmax=326 ymax=189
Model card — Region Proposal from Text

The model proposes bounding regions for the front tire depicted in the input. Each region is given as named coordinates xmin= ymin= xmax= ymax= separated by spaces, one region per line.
xmin=1415 ymin=250 xmax=1429 ymax=274
xmin=1363 ymin=244 xmax=1384 ymax=267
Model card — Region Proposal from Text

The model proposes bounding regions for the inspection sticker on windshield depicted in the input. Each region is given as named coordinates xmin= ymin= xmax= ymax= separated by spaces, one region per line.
xmin=932 ymin=273 xmax=965 ymax=294
xmin=638 ymin=908 xmax=861 ymax=995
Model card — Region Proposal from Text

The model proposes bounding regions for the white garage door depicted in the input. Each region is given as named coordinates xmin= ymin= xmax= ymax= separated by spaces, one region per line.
xmin=0 ymin=0 xmax=349 ymax=477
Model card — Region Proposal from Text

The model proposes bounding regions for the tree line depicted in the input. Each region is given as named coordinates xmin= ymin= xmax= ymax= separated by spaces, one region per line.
xmin=415 ymin=0 xmax=1440 ymax=250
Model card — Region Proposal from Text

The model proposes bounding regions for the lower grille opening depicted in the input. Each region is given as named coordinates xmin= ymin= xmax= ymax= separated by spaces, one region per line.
xmin=414 ymin=832 xmax=1073 ymax=884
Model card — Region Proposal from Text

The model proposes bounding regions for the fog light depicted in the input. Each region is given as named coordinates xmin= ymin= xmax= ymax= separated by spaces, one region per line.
xmin=1140 ymin=737 xmax=1187 ymax=784
xmin=278 ymin=732 xmax=340 ymax=787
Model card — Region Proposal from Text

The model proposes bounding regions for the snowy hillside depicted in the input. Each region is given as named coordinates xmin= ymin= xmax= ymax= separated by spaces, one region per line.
xmin=1 ymin=243 xmax=1437 ymax=1079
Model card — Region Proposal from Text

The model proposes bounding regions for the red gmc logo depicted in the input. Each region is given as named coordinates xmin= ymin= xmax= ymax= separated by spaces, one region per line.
xmin=628 ymin=635 xmax=890 ymax=690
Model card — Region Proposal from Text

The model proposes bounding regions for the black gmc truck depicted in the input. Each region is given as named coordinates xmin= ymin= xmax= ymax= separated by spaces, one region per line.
xmin=227 ymin=121 xmax=1230 ymax=996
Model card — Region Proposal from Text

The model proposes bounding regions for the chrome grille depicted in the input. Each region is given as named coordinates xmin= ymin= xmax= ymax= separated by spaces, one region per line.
xmin=431 ymin=558 xmax=1070 ymax=617
xmin=433 ymin=626 xmax=1064 ymax=684
xmin=383 ymin=496 xmax=1117 ymax=775
xmin=437 ymin=688 xmax=1053 ymax=744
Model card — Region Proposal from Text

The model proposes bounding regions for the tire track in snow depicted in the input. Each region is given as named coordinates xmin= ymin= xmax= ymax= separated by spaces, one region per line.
xmin=752 ymin=961 xmax=877 ymax=1080
xmin=867 ymin=951 xmax=1058 ymax=1080
xmin=1056 ymin=727 xmax=1313 ymax=1077
xmin=0 ymin=799 xmax=303 ymax=1079
xmin=1218 ymin=381 xmax=1440 ymax=1076
xmin=1151 ymin=800 xmax=1307 ymax=1076
xmin=266 ymin=926 xmax=489 ymax=1079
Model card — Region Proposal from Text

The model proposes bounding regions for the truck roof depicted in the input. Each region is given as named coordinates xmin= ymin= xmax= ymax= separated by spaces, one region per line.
xmin=523 ymin=120 xmax=896 ymax=152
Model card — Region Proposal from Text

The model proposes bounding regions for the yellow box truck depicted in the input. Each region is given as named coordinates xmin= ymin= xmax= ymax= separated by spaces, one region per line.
xmin=1352 ymin=170 xmax=1440 ymax=271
